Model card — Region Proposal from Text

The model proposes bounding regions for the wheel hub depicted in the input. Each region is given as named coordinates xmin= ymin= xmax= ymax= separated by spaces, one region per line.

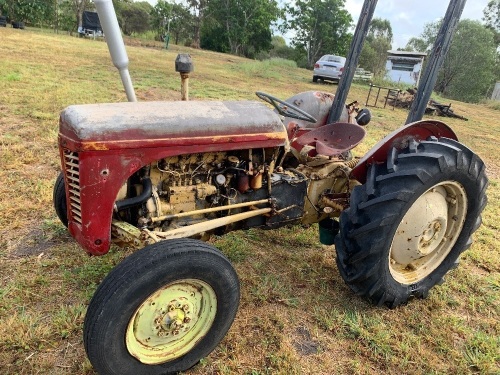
xmin=389 ymin=181 xmax=467 ymax=284
xmin=126 ymin=279 xmax=217 ymax=365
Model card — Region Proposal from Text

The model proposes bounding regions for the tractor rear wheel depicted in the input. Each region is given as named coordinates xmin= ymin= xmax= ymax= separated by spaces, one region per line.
xmin=84 ymin=239 xmax=240 ymax=375
xmin=53 ymin=172 xmax=68 ymax=227
xmin=335 ymin=138 xmax=487 ymax=308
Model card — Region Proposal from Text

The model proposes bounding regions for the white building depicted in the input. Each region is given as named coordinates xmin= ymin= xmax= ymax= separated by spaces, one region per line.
xmin=492 ymin=82 xmax=500 ymax=101
xmin=385 ymin=50 xmax=426 ymax=86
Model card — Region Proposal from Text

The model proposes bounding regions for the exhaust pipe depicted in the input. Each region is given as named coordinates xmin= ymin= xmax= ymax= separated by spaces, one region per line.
xmin=94 ymin=0 xmax=137 ymax=102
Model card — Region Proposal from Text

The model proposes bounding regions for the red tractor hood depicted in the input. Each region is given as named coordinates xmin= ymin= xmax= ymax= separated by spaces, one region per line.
xmin=59 ymin=100 xmax=288 ymax=151
xmin=58 ymin=100 xmax=289 ymax=255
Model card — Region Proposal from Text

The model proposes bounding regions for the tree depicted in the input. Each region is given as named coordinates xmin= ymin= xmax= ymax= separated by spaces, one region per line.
xmin=405 ymin=19 xmax=497 ymax=103
xmin=73 ymin=0 xmax=92 ymax=28
xmin=483 ymin=0 xmax=500 ymax=46
xmin=120 ymin=1 xmax=152 ymax=36
xmin=0 ymin=0 xmax=54 ymax=25
xmin=203 ymin=0 xmax=280 ymax=57
xmin=188 ymin=0 xmax=209 ymax=48
xmin=150 ymin=0 xmax=193 ymax=43
xmin=438 ymin=20 xmax=496 ymax=102
xmin=359 ymin=18 xmax=392 ymax=77
xmin=282 ymin=0 xmax=352 ymax=68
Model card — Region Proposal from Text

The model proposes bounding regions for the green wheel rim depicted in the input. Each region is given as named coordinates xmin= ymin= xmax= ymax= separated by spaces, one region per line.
xmin=126 ymin=279 xmax=217 ymax=364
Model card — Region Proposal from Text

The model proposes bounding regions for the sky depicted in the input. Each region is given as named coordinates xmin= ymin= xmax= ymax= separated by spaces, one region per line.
xmin=344 ymin=0 xmax=490 ymax=49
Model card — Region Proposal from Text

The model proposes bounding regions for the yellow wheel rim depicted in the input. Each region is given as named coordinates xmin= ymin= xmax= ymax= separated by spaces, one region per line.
xmin=126 ymin=279 xmax=217 ymax=364
xmin=389 ymin=181 xmax=467 ymax=284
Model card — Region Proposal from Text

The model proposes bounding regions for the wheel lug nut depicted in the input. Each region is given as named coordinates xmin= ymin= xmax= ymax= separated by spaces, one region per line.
xmin=184 ymin=317 xmax=191 ymax=323
xmin=182 ymin=304 xmax=189 ymax=312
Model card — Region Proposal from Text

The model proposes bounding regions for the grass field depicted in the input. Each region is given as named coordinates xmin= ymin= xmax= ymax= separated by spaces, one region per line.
xmin=0 ymin=27 xmax=499 ymax=375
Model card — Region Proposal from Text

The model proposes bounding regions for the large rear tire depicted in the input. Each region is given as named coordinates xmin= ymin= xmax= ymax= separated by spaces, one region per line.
xmin=335 ymin=138 xmax=488 ymax=308
xmin=84 ymin=239 xmax=240 ymax=375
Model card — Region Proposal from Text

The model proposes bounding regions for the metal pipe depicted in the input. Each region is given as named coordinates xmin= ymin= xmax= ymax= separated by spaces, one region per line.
xmin=153 ymin=207 xmax=272 ymax=240
xmin=94 ymin=0 xmax=137 ymax=102
xmin=151 ymin=198 xmax=270 ymax=222
xmin=114 ymin=178 xmax=152 ymax=212
xmin=327 ymin=0 xmax=378 ymax=124
xmin=406 ymin=0 xmax=466 ymax=123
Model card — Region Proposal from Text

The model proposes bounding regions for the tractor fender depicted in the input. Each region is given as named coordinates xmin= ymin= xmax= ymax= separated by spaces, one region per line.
xmin=350 ymin=120 xmax=458 ymax=183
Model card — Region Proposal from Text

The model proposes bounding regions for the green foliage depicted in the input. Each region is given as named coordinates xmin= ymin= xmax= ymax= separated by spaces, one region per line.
xmin=405 ymin=19 xmax=497 ymax=103
xmin=282 ymin=0 xmax=352 ymax=68
xmin=483 ymin=0 xmax=500 ymax=46
xmin=439 ymin=20 xmax=497 ymax=102
xmin=150 ymin=0 xmax=193 ymax=44
xmin=0 ymin=0 xmax=53 ymax=24
xmin=202 ymin=0 xmax=281 ymax=58
xmin=119 ymin=1 xmax=152 ymax=36
xmin=359 ymin=18 xmax=392 ymax=78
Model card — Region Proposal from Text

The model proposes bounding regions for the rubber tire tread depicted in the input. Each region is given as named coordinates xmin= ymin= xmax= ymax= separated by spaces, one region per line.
xmin=53 ymin=172 xmax=68 ymax=227
xmin=84 ymin=239 xmax=240 ymax=375
xmin=335 ymin=138 xmax=488 ymax=308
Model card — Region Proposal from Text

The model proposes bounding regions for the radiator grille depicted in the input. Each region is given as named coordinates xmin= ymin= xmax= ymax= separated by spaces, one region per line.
xmin=63 ymin=150 xmax=82 ymax=224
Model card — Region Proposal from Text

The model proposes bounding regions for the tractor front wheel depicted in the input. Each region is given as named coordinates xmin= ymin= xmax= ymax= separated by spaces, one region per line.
xmin=335 ymin=138 xmax=487 ymax=308
xmin=84 ymin=239 xmax=240 ymax=375
xmin=53 ymin=172 xmax=68 ymax=227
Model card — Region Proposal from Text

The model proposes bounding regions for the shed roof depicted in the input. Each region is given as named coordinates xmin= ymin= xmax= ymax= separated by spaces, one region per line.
xmin=387 ymin=50 xmax=427 ymax=58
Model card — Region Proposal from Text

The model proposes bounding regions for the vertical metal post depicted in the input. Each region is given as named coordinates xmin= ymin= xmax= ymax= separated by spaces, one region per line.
xmin=327 ymin=0 xmax=378 ymax=124
xmin=406 ymin=0 xmax=466 ymax=124
xmin=94 ymin=0 xmax=137 ymax=102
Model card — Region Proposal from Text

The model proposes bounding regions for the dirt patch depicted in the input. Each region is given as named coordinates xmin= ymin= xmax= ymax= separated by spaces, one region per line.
xmin=293 ymin=326 xmax=320 ymax=355
xmin=5 ymin=228 xmax=66 ymax=258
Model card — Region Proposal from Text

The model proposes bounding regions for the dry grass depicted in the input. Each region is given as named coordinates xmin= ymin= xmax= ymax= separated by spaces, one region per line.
xmin=0 ymin=26 xmax=499 ymax=375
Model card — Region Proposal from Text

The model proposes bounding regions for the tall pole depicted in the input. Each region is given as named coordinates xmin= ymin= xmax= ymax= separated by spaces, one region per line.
xmin=406 ymin=0 xmax=466 ymax=124
xmin=94 ymin=0 xmax=137 ymax=102
xmin=327 ymin=0 xmax=378 ymax=124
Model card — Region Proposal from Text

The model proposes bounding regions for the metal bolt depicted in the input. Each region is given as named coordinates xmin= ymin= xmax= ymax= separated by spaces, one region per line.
xmin=182 ymin=304 xmax=190 ymax=312
xmin=184 ymin=317 xmax=191 ymax=323
xmin=173 ymin=330 xmax=180 ymax=335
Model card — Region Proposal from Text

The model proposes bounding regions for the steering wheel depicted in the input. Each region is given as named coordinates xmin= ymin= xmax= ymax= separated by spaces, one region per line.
xmin=256 ymin=91 xmax=317 ymax=123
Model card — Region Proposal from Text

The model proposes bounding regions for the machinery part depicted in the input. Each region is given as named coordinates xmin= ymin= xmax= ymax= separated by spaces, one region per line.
xmin=335 ymin=138 xmax=487 ymax=308
xmin=350 ymin=120 xmax=458 ymax=183
xmin=291 ymin=122 xmax=366 ymax=157
xmin=53 ymin=172 xmax=68 ymax=227
xmin=355 ymin=108 xmax=371 ymax=126
xmin=115 ymin=177 xmax=152 ymax=211
xmin=84 ymin=239 xmax=239 ymax=374
xmin=255 ymin=91 xmax=317 ymax=123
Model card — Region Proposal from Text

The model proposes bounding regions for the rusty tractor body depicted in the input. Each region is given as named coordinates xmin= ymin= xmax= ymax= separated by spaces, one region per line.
xmin=53 ymin=0 xmax=488 ymax=374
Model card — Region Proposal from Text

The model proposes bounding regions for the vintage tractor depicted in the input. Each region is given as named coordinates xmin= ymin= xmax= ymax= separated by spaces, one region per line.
xmin=53 ymin=0 xmax=487 ymax=374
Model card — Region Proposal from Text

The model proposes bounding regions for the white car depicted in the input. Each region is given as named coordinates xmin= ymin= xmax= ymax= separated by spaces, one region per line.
xmin=313 ymin=55 xmax=346 ymax=83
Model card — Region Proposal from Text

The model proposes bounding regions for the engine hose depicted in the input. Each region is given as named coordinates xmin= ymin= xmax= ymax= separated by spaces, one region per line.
xmin=115 ymin=177 xmax=152 ymax=211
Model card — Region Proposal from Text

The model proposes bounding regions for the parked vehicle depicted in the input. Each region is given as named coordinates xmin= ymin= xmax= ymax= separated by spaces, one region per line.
xmin=53 ymin=0 xmax=487 ymax=374
xmin=12 ymin=21 xmax=25 ymax=29
xmin=313 ymin=55 xmax=346 ymax=83
xmin=0 ymin=16 xmax=7 ymax=27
